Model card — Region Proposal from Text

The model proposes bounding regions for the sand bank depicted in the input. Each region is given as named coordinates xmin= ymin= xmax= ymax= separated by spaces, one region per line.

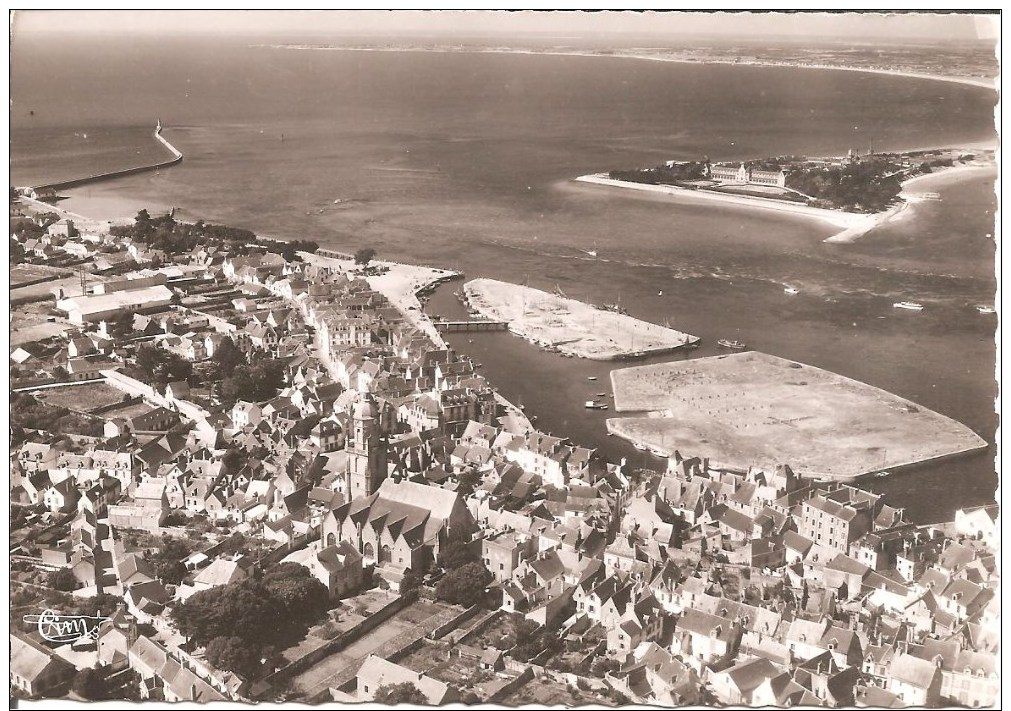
xmin=607 ymin=352 xmax=987 ymax=481
xmin=464 ymin=278 xmax=698 ymax=360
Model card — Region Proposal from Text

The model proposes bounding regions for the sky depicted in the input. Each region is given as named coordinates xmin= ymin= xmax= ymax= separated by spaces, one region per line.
xmin=10 ymin=10 xmax=999 ymax=42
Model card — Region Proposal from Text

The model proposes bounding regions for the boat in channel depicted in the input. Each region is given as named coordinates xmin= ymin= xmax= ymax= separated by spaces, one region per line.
xmin=717 ymin=339 xmax=747 ymax=350
xmin=893 ymin=301 xmax=924 ymax=311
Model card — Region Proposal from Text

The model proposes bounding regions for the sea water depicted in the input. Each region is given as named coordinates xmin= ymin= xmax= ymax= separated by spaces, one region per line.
xmin=11 ymin=36 xmax=997 ymax=521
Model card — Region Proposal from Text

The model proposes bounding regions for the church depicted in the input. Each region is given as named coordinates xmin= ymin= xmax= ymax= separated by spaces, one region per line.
xmin=323 ymin=391 xmax=475 ymax=588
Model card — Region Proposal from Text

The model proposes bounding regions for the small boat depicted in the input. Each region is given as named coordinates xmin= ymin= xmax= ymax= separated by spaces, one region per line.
xmin=658 ymin=290 xmax=663 ymax=296
xmin=874 ymin=470 xmax=891 ymax=479
xmin=596 ymin=393 xmax=606 ymax=397
xmin=784 ymin=287 xmax=800 ymax=295
xmin=587 ymin=376 xmax=597 ymax=381
xmin=585 ymin=400 xmax=598 ymax=409
xmin=598 ymin=404 xmax=608 ymax=411
xmin=718 ymin=339 xmax=747 ymax=350
xmin=633 ymin=442 xmax=648 ymax=451
xmin=583 ymin=249 xmax=598 ymax=258
xmin=893 ymin=301 xmax=924 ymax=311
xmin=976 ymin=305 xmax=996 ymax=315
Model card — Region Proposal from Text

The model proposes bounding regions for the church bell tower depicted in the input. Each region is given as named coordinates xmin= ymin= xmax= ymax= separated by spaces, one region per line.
xmin=347 ymin=392 xmax=387 ymax=500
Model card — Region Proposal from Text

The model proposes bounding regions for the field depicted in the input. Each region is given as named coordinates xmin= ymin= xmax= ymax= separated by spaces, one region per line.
xmin=708 ymin=184 xmax=809 ymax=202
xmin=284 ymin=595 xmax=461 ymax=700
xmin=35 ymin=383 xmax=126 ymax=412
xmin=503 ymin=676 xmax=608 ymax=707
xmin=607 ymin=351 xmax=987 ymax=480
xmin=10 ymin=302 xmax=75 ymax=345
xmin=10 ymin=263 xmax=72 ymax=287
xmin=465 ymin=278 xmax=698 ymax=360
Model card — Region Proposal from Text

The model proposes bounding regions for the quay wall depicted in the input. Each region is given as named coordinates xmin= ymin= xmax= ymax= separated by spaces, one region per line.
xmin=28 ymin=124 xmax=183 ymax=193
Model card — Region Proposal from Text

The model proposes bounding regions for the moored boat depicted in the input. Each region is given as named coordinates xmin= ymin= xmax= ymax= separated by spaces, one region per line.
xmin=717 ymin=339 xmax=747 ymax=350
xmin=976 ymin=305 xmax=996 ymax=315
xmin=784 ymin=287 xmax=800 ymax=295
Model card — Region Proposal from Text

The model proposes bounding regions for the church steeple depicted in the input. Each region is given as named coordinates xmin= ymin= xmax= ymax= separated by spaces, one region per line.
xmin=347 ymin=392 xmax=387 ymax=500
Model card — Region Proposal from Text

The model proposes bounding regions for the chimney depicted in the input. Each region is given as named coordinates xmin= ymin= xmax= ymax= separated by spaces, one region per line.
xmin=191 ymin=684 xmax=198 ymax=701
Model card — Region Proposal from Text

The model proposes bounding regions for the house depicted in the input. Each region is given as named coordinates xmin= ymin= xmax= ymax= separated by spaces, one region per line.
xmin=42 ymin=479 xmax=80 ymax=513
xmin=231 ymin=401 xmax=263 ymax=428
xmin=887 ymin=653 xmax=942 ymax=706
xmin=303 ymin=540 xmax=365 ymax=599
xmin=108 ymin=479 xmax=169 ymax=529
xmin=10 ymin=632 xmax=77 ymax=698
xmin=128 ymin=635 xmax=227 ymax=702
xmin=672 ymin=609 xmax=738 ymax=668
xmin=797 ymin=486 xmax=880 ymax=554
xmin=708 ymin=657 xmax=783 ymax=706
xmin=356 ymin=655 xmax=460 ymax=706
xmin=165 ymin=381 xmax=191 ymax=401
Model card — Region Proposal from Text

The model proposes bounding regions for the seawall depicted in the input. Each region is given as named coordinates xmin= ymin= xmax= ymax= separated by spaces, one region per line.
xmin=28 ymin=123 xmax=183 ymax=193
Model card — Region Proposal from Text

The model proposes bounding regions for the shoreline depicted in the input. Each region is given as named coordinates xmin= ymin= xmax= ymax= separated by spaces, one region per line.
xmin=263 ymin=44 xmax=997 ymax=92
xmin=576 ymin=160 xmax=995 ymax=244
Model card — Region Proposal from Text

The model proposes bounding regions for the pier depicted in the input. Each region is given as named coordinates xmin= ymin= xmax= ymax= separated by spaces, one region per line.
xmin=435 ymin=319 xmax=509 ymax=333
xmin=23 ymin=121 xmax=183 ymax=195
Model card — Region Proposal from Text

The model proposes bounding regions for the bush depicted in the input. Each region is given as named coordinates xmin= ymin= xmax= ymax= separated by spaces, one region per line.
xmin=374 ymin=682 xmax=426 ymax=705
xmin=435 ymin=562 xmax=491 ymax=607
xmin=72 ymin=667 xmax=106 ymax=700
xmin=47 ymin=568 xmax=77 ymax=591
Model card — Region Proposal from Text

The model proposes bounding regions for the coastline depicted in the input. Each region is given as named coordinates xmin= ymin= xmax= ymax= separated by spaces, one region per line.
xmin=575 ymin=160 xmax=995 ymax=244
xmin=265 ymin=44 xmax=997 ymax=93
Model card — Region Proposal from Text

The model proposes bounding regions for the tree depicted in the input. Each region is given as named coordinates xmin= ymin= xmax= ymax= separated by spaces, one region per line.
xmin=374 ymin=682 xmax=427 ymax=705
xmin=435 ymin=561 xmax=491 ymax=606
xmin=260 ymin=563 xmax=331 ymax=625
xmin=212 ymin=337 xmax=246 ymax=379
xmin=437 ymin=531 xmax=477 ymax=570
xmin=354 ymin=247 xmax=376 ymax=266
xmin=400 ymin=568 xmax=424 ymax=594
xmin=72 ymin=667 xmax=106 ymax=700
xmin=455 ymin=469 xmax=482 ymax=498
xmin=48 ymin=567 xmax=77 ymax=591
xmin=205 ymin=635 xmax=261 ymax=678
xmin=146 ymin=536 xmax=194 ymax=585
xmin=220 ymin=359 xmax=283 ymax=404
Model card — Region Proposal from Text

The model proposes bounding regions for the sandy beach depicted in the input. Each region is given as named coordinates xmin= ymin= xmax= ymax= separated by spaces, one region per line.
xmin=464 ymin=278 xmax=699 ymax=360
xmin=607 ymin=352 xmax=988 ymax=481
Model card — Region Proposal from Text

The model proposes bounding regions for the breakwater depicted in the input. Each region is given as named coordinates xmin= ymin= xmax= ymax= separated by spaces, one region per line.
xmin=27 ymin=122 xmax=182 ymax=193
